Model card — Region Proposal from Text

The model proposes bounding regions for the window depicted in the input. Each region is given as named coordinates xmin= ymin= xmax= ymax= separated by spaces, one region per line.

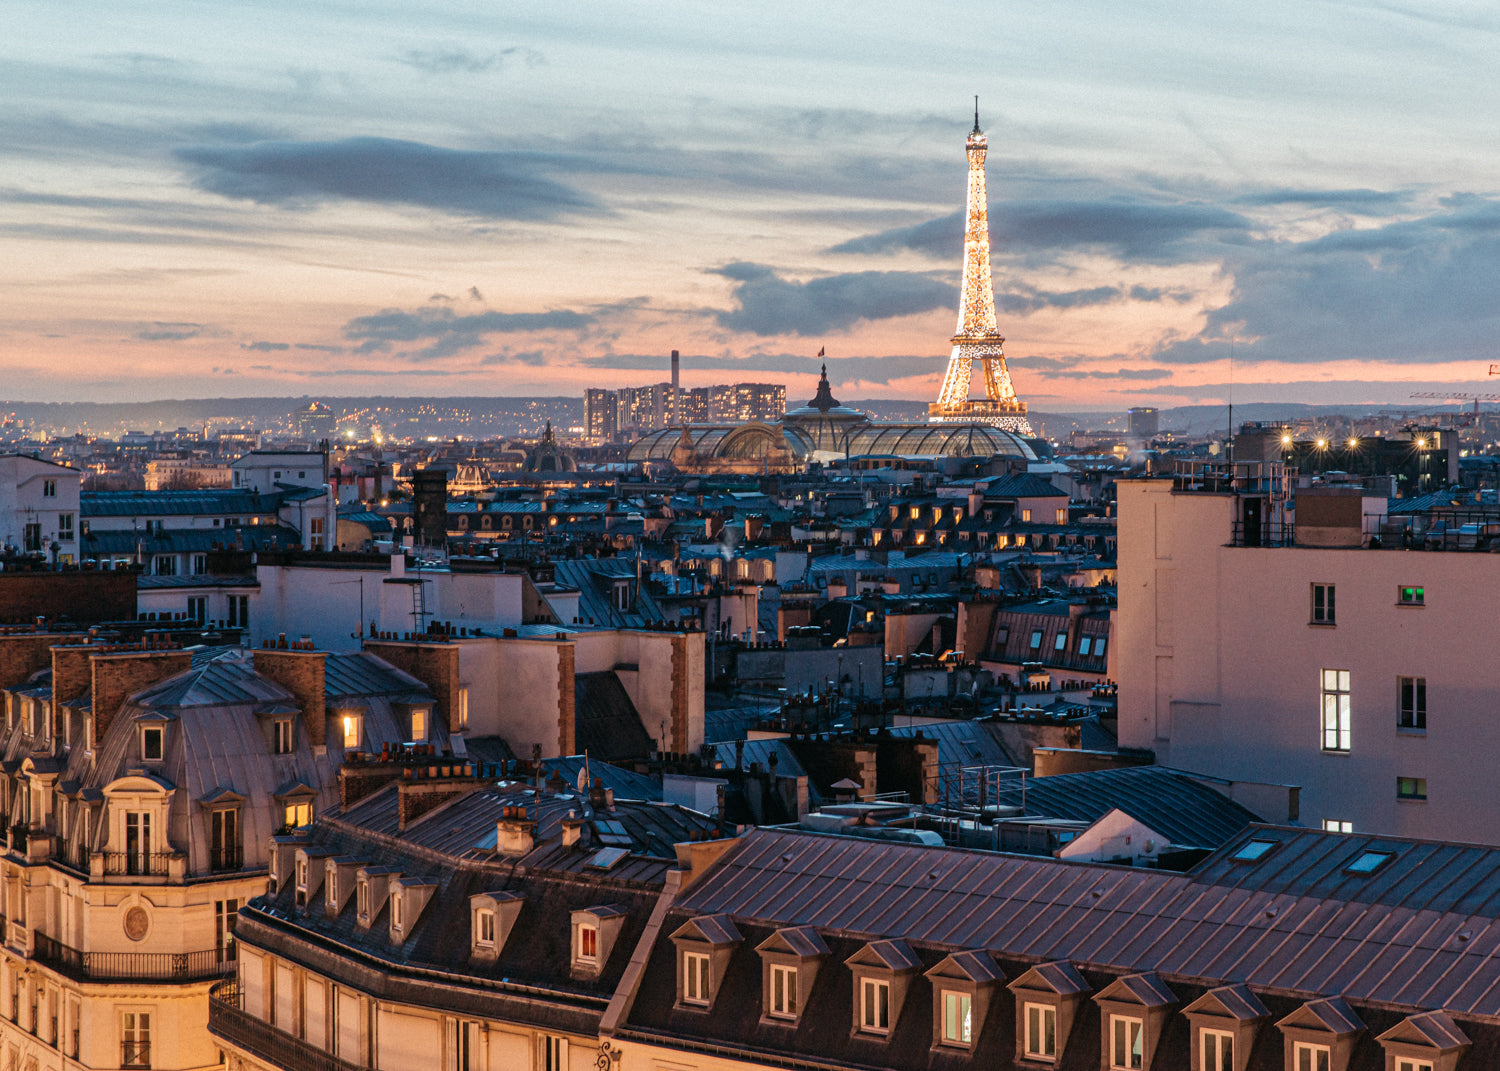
xmin=284 ymin=801 xmax=313 ymax=829
xmin=342 ymin=714 xmax=363 ymax=749
xmin=1079 ymin=637 xmax=1093 ymax=656
xmin=475 ymin=909 xmax=495 ymax=947
xmin=309 ymin=517 xmax=324 ymax=537
xmin=1231 ymin=839 xmax=1277 ymax=862
xmin=1321 ymin=669 xmax=1351 ymax=752
xmin=58 ymin=514 xmax=73 ymax=542
xmin=445 ymin=1019 xmax=478 ymax=1071
xmin=1294 ymin=1042 xmax=1331 ymax=1071
xmin=210 ymin=808 xmax=240 ymax=871
xmin=1029 ymin=629 xmax=1044 ymax=650
xmin=1311 ymin=583 xmax=1335 ymax=624
xmin=42 ymin=480 xmax=55 ymax=498
xmin=227 ymin=595 xmax=249 ymax=628
xmin=941 ymin=990 xmax=972 ymax=1046
xmin=1324 ymin=819 xmax=1353 ymax=833
xmin=860 ymin=977 xmax=890 ymax=1034
xmin=357 ymin=880 xmax=371 ymax=920
xmin=121 ymin=1012 xmax=150 ymax=1068
xmin=214 ymin=899 xmax=238 ymax=957
xmin=1201 ymin=1028 xmax=1233 ymax=1071
xmin=1054 ymin=632 xmax=1067 ymax=652
xmin=141 ymin=727 xmax=163 ymax=762
xmin=410 ymin=707 xmax=427 ymax=743
xmin=273 ymin=719 xmax=294 ymax=755
xmin=1346 ymin=849 xmax=1395 ymax=875
xmin=1094 ymin=637 xmax=1107 ymax=658
xmin=1024 ymin=1003 xmax=1057 ymax=1060
xmin=1397 ymin=776 xmax=1428 ymax=801
xmin=1055 ymin=508 xmax=1066 ymax=524
xmin=153 ymin=555 xmax=175 ymax=576
xmin=124 ymin=812 xmax=153 ymax=874
xmin=1110 ymin=1015 xmax=1144 ymax=1069
xmin=1022 ymin=508 xmax=1033 ymax=522
xmin=1395 ymin=1060 xmax=1433 ymax=1071
xmin=24 ymin=522 xmax=41 ymax=552
xmin=457 ymin=688 xmax=469 ymax=731
xmin=1398 ymin=585 xmax=1424 ymax=606
xmin=191 ymin=554 xmax=206 ymax=574
xmin=539 ymin=1036 xmax=566 ymax=1071
xmin=392 ymin=893 xmax=404 ymax=929
xmin=682 ymin=951 xmax=710 ymax=1006
xmin=1399 ymin=676 xmax=1426 ymax=730
xmin=769 ymin=964 xmax=798 ymax=1019
xmin=187 ymin=596 xmax=207 ymax=622
xmin=578 ymin=923 xmax=598 ymax=963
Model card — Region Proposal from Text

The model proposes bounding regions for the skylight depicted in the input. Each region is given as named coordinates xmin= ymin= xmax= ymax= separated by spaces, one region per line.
xmin=586 ymin=847 xmax=629 ymax=871
xmin=594 ymin=819 xmax=632 ymax=847
xmin=1230 ymin=839 xmax=1277 ymax=863
xmin=1345 ymin=850 xmax=1396 ymax=875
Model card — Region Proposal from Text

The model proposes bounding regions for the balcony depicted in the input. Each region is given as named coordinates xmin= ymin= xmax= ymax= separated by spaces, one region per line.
xmin=209 ymin=983 xmax=364 ymax=1071
xmin=98 ymin=852 xmax=173 ymax=878
xmin=208 ymin=846 xmax=245 ymax=873
xmin=32 ymin=933 xmax=234 ymax=983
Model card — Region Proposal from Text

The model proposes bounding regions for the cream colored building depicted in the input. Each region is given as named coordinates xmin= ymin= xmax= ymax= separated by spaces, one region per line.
xmin=1118 ymin=462 xmax=1500 ymax=840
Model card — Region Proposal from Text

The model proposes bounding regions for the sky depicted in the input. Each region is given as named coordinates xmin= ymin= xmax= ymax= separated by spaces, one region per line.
xmin=5 ymin=1 xmax=1500 ymax=411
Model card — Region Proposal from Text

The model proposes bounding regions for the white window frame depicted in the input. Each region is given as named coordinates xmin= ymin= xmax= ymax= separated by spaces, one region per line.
xmin=1321 ymin=668 xmax=1351 ymax=752
xmin=1201 ymin=1027 xmax=1233 ymax=1071
xmin=1324 ymin=819 xmax=1353 ymax=833
xmin=341 ymin=714 xmax=363 ymax=749
xmin=1110 ymin=1015 xmax=1144 ymax=1070
xmin=356 ymin=880 xmax=370 ymax=921
xmin=120 ymin=1010 xmax=151 ymax=1069
xmin=681 ymin=950 xmax=710 ymax=1006
xmin=538 ymin=1036 xmax=566 ymax=1071
xmin=1398 ymin=676 xmax=1426 ymax=730
xmin=1294 ymin=1041 xmax=1332 ymax=1071
xmin=859 ymin=976 xmax=891 ymax=1035
xmin=141 ymin=726 xmax=164 ymax=762
xmin=273 ymin=718 xmax=294 ymax=754
xmin=576 ymin=922 xmax=598 ymax=965
xmin=1024 ymin=1002 xmax=1057 ymax=1060
xmin=1395 ymin=1060 xmax=1433 ymax=1071
xmin=768 ymin=963 xmax=797 ymax=1020
xmin=475 ymin=909 xmax=495 ymax=948
xmin=940 ymin=989 xmax=972 ymax=1046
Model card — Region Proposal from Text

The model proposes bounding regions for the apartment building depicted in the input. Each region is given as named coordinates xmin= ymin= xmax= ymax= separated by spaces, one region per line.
xmin=1118 ymin=459 xmax=1500 ymax=841
xmin=0 ymin=456 xmax=81 ymax=561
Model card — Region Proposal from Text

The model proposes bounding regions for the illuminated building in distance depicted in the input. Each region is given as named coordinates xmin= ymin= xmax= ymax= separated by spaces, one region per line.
xmin=929 ymin=104 xmax=1033 ymax=435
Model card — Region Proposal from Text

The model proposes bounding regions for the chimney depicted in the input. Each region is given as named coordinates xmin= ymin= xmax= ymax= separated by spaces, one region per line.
xmin=495 ymin=805 xmax=535 ymax=855
xmin=91 ymin=648 xmax=193 ymax=745
xmin=0 ymin=632 xmax=67 ymax=693
xmin=561 ymin=811 xmax=584 ymax=848
xmin=253 ymin=647 xmax=328 ymax=746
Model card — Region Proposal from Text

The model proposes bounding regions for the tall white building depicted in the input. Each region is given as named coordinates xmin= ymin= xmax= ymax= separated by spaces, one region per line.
xmin=0 ymin=456 xmax=81 ymax=560
xmin=1118 ymin=460 xmax=1500 ymax=842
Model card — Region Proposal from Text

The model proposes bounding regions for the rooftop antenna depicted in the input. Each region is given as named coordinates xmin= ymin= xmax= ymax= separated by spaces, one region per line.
xmin=973 ymin=95 xmax=981 ymax=134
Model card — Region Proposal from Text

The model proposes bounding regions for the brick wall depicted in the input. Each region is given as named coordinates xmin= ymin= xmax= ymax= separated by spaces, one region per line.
xmin=0 ymin=572 xmax=136 ymax=625
xmin=0 ymin=633 xmax=70 ymax=691
xmin=252 ymin=649 xmax=328 ymax=746
xmin=51 ymin=645 xmax=98 ymax=707
xmin=91 ymin=650 xmax=193 ymax=743
xmin=669 ymin=634 xmax=690 ymax=754
xmin=556 ymin=643 xmax=575 ymax=755
xmin=361 ymin=641 xmax=459 ymax=730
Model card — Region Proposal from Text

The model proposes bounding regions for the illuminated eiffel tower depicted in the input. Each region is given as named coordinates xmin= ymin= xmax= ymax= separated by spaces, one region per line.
xmin=928 ymin=102 xmax=1033 ymax=435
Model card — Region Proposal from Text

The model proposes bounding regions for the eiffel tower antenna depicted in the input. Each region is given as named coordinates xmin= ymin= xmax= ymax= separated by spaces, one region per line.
xmin=928 ymin=110 xmax=1033 ymax=434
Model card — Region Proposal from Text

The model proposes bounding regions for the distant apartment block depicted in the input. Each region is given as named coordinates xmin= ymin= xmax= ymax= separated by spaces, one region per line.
xmin=0 ymin=454 xmax=81 ymax=560
xmin=1127 ymin=405 xmax=1159 ymax=438
xmin=583 ymin=383 xmax=787 ymax=442
xmin=1118 ymin=457 xmax=1500 ymax=843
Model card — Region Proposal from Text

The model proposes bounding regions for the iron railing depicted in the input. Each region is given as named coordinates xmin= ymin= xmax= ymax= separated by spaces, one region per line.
xmin=208 ymin=846 xmax=245 ymax=872
xmin=32 ymin=933 xmax=234 ymax=982
xmin=208 ymin=983 xmax=365 ymax=1071
xmin=100 ymin=852 xmax=172 ymax=877
xmin=1229 ymin=521 xmax=1296 ymax=548
xmin=121 ymin=1040 xmax=150 ymax=1068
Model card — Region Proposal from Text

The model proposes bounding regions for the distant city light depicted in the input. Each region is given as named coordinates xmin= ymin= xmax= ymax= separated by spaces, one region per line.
xmin=1316 ymin=439 xmax=1327 ymax=448
xmin=1348 ymin=438 xmax=1358 ymax=447
xmin=1281 ymin=434 xmax=1292 ymax=445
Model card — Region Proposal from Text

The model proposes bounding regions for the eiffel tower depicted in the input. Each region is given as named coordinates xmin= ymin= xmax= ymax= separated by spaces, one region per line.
xmin=928 ymin=101 xmax=1033 ymax=435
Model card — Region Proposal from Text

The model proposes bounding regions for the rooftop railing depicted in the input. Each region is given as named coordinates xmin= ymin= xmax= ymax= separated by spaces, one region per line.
xmin=100 ymin=851 xmax=172 ymax=877
xmin=32 ymin=933 xmax=234 ymax=983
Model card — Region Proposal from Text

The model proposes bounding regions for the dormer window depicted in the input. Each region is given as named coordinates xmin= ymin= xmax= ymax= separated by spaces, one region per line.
xmin=577 ymin=923 xmax=598 ymax=964
xmin=410 ymin=707 xmax=427 ymax=743
xmin=469 ymin=891 xmax=523 ymax=960
xmin=141 ymin=727 xmax=163 ymax=762
xmin=1025 ymin=1003 xmax=1058 ymax=1061
xmin=940 ymin=990 xmax=972 ymax=1046
xmin=682 ymin=951 xmax=711 ymax=1006
xmin=476 ymin=909 xmax=495 ymax=947
xmin=341 ymin=714 xmax=363 ymax=749
xmin=860 ymin=978 xmax=891 ymax=1034
xmin=273 ymin=719 xmax=294 ymax=755
xmin=672 ymin=914 xmax=741 ymax=1010
xmin=1110 ymin=1016 xmax=1144 ymax=1069
xmin=847 ymin=939 xmax=919 ymax=1040
xmin=357 ymin=879 xmax=371 ymax=921
xmin=391 ymin=893 xmax=403 ymax=929
xmin=768 ymin=965 xmax=797 ymax=1019
xmin=284 ymin=801 xmax=312 ymax=829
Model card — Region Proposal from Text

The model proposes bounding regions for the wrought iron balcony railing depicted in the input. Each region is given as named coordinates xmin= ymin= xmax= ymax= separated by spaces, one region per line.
xmin=100 ymin=852 xmax=172 ymax=877
xmin=208 ymin=983 xmax=365 ymax=1071
xmin=32 ymin=933 xmax=234 ymax=983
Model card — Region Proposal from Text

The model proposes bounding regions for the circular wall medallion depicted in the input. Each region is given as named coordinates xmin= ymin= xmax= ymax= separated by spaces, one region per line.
xmin=123 ymin=906 xmax=149 ymax=942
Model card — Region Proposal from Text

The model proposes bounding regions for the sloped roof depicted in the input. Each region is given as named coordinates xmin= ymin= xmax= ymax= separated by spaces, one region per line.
xmin=573 ymin=672 xmax=652 ymax=763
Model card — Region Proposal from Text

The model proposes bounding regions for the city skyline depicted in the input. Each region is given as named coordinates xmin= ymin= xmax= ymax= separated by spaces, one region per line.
xmin=7 ymin=2 xmax=1500 ymax=409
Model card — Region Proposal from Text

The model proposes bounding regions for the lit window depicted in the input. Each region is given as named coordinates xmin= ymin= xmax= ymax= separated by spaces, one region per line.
xmin=1398 ymin=585 xmax=1424 ymax=606
xmin=121 ymin=1011 xmax=151 ymax=1068
xmin=141 ymin=726 xmax=163 ymax=762
xmin=410 ymin=708 xmax=427 ymax=743
xmin=1055 ymin=508 xmax=1066 ymax=524
xmin=1024 ymin=1003 xmax=1057 ymax=1060
xmin=1397 ymin=776 xmax=1428 ymax=801
xmin=1398 ymin=677 xmax=1426 ymax=730
xmin=682 ymin=951 xmax=711 ymax=1006
xmin=860 ymin=977 xmax=891 ymax=1034
xmin=1110 ymin=1015 xmax=1144 ymax=1069
xmin=1294 ymin=1042 xmax=1331 ymax=1071
xmin=342 ymin=714 xmax=362 ymax=749
xmin=768 ymin=964 xmax=798 ymax=1019
xmin=941 ymin=990 xmax=972 ymax=1046
xmin=578 ymin=923 xmax=598 ymax=963
xmin=1323 ymin=819 xmax=1353 ymax=834
xmin=284 ymin=801 xmax=313 ymax=829
xmin=1321 ymin=669 xmax=1351 ymax=752
xmin=1311 ymin=583 xmax=1335 ymax=625
xmin=1202 ymin=1028 xmax=1233 ymax=1071
xmin=458 ymin=688 xmax=469 ymax=731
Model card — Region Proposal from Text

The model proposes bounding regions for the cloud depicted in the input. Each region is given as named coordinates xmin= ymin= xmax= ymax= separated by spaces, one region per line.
xmin=342 ymin=305 xmax=593 ymax=360
xmin=1152 ymin=197 xmax=1500 ymax=366
xmin=134 ymin=322 xmax=204 ymax=341
xmin=709 ymin=262 xmax=954 ymax=336
xmin=829 ymin=198 xmax=1253 ymax=264
xmin=395 ymin=46 xmax=544 ymax=74
xmin=1235 ymin=188 xmax=1412 ymax=215
xmin=478 ymin=349 xmax=546 ymax=366
xmin=581 ymin=350 xmax=948 ymax=385
xmin=174 ymin=137 xmax=600 ymax=221
xmin=240 ymin=340 xmax=289 ymax=351
xmin=295 ymin=343 xmax=344 ymax=353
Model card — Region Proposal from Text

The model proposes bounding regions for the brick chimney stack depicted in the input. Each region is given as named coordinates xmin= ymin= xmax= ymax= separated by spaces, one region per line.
xmin=252 ymin=646 xmax=328 ymax=746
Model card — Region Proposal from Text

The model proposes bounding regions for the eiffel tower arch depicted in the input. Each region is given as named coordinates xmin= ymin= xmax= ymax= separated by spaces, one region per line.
xmin=928 ymin=104 xmax=1033 ymax=436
